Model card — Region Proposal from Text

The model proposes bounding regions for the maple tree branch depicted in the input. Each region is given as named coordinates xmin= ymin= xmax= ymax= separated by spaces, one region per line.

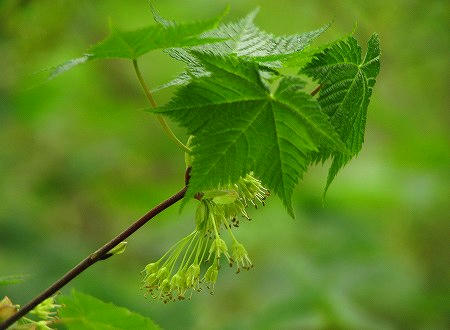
xmin=310 ymin=84 xmax=322 ymax=96
xmin=0 ymin=168 xmax=191 ymax=330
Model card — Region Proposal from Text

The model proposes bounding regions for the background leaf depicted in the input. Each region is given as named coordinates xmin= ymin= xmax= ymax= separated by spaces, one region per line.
xmin=0 ymin=275 xmax=27 ymax=287
xmin=58 ymin=291 xmax=160 ymax=329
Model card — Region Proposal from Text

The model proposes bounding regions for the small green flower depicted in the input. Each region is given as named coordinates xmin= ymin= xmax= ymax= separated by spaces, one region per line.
xmin=144 ymin=262 xmax=159 ymax=275
xmin=235 ymin=172 xmax=270 ymax=209
xmin=33 ymin=320 xmax=54 ymax=330
xmin=30 ymin=296 xmax=61 ymax=321
xmin=169 ymin=272 xmax=187 ymax=300
xmin=159 ymin=278 xmax=171 ymax=302
xmin=185 ymin=263 xmax=200 ymax=289
xmin=203 ymin=259 xmax=219 ymax=292
xmin=208 ymin=237 xmax=230 ymax=262
xmin=231 ymin=241 xmax=253 ymax=273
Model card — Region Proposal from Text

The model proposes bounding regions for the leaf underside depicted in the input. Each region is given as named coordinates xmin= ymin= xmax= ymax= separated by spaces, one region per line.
xmin=153 ymin=8 xmax=329 ymax=91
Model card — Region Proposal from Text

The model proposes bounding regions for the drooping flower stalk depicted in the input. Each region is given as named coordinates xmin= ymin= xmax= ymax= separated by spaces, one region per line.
xmin=142 ymin=172 xmax=269 ymax=302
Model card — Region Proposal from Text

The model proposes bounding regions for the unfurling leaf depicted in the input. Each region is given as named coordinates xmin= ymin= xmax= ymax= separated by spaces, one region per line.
xmin=107 ymin=241 xmax=127 ymax=256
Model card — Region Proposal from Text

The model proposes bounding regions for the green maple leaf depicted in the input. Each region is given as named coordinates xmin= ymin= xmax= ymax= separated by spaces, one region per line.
xmin=48 ymin=8 xmax=227 ymax=79
xmin=195 ymin=8 xmax=328 ymax=61
xmin=302 ymin=34 xmax=381 ymax=193
xmin=152 ymin=8 xmax=328 ymax=91
xmin=59 ymin=291 xmax=160 ymax=329
xmin=152 ymin=53 xmax=347 ymax=216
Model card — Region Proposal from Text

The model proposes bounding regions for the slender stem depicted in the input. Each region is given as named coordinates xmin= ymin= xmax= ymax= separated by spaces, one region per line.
xmin=0 ymin=169 xmax=191 ymax=330
xmin=310 ymin=84 xmax=322 ymax=96
xmin=132 ymin=59 xmax=191 ymax=154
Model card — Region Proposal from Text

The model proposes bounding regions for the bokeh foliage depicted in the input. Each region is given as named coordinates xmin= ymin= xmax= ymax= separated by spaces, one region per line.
xmin=0 ymin=0 xmax=448 ymax=329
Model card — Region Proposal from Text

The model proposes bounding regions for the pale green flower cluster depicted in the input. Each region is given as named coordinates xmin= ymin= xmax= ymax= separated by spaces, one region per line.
xmin=29 ymin=297 xmax=60 ymax=322
xmin=142 ymin=172 xmax=269 ymax=303
xmin=0 ymin=296 xmax=61 ymax=330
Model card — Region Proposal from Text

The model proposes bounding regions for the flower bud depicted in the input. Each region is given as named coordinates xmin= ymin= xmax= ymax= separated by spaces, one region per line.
xmin=204 ymin=261 xmax=219 ymax=288
xmin=107 ymin=241 xmax=127 ymax=256
xmin=144 ymin=262 xmax=159 ymax=276
xmin=143 ymin=273 xmax=157 ymax=287
xmin=170 ymin=273 xmax=182 ymax=291
xmin=156 ymin=267 xmax=169 ymax=281
xmin=160 ymin=278 xmax=170 ymax=293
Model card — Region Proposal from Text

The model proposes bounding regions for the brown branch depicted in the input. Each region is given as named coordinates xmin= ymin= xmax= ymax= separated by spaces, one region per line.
xmin=310 ymin=84 xmax=321 ymax=96
xmin=0 ymin=168 xmax=191 ymax=330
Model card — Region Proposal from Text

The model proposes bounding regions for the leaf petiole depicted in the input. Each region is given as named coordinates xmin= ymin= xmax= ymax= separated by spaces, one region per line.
xmin=132 ymin=59 xmax=191 ymax=154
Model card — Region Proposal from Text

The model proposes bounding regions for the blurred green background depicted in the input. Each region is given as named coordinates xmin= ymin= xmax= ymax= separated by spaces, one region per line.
xmin=1 ymin=0 xmax=448 ymax=329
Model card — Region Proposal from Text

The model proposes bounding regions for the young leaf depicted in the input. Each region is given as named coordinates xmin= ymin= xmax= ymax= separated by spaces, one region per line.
xmin=152 ymin=53 xmax=346 ymax=216
xmin=107 ymin=241 xmax=127 ymax=256
xmin=302 ymin=34 xmax=380 ymax=193
xmin=153 ymin=8 xmax=328 ymax=91
xmin=48 ymin=8 xmax=228 ymax=79
xmin=59 ymin=291 xmax=160 ymax=329
xmin=196 ymin=8 xmax=328 ymax=60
